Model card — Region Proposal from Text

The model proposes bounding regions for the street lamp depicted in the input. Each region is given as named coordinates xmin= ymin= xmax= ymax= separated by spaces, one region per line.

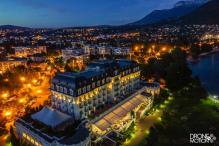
xmin=37 ymin=90 xmax=42 ymax=93
xmin=3 ymin=111 xmax=12 ymax=117
xmin=32 ymin=79 xmax=37 ymax=84
xmin=162 ymin=47 xmax=167 ymax=51
xmin=2 ymin=93 xmax=8 ymax=98
xmin=19 ymin=98 xmax=25 ymax=103
xmin=20 ymin=77 xmax=25 ymax=82
xmin=213 ymin=95 xmax=218 ymax=99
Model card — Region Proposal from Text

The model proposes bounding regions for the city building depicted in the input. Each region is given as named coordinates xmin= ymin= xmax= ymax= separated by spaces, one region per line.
xmin=112 ymin=47 xmax=131 ymax=56
xmin=12 ymin=46 xmax=47 ymax=58
xmin=62 ymin=48 xmax=89 ymax=61
xmin=29 ymin=53 xmax=46 ymax=62
xmin=0 ymin=58 xmax=27 ymax=74
xmin=62 ymin=48 xmax=89 ymax=70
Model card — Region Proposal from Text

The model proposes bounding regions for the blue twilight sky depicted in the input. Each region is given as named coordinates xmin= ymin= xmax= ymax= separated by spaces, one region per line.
xmin=0 ymin=0 xmax=180 ymax=28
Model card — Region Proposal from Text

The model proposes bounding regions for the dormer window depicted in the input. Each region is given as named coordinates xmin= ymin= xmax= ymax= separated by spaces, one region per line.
xmin=87 ymin=85 xmax=90 ymax=91
xmin=56 ymin=85 xmax=60 ymax=91
xmin=92 ymin=82 xmax=95 ymax=88
xmin=78 ymin=88 xmax=81 ymax=95
xmin=70 ymin=89 xmax=74 ymax=96
xmin=64 ymin=87 xmax=67 ymax=94
xmin=60 ymin=86 xmax=63 ymax=92
xmin=83 ymin=87 xmax=86 ymax=93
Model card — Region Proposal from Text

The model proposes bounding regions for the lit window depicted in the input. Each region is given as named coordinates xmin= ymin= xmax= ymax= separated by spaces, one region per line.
xmin=56 ymin=85 xmax=60 ymax=91
xmin=83 ymin=87 xmax=86 ymax=93
xmin=78 ymin=88 xmax=81 ymax=95
xmin=60 ymin=86 xmax=63 ymax=92
xmin=64 ymin=87 xmax=67 ymax=94
xmin=92 ymin=82 xmax=95 ymax=88
xmin=87 ymin=85 xmax=90 ymax=91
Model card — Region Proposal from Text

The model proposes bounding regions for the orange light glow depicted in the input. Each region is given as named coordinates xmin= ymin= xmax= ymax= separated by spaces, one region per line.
xmin=3 ymin=111 xmax=12 ymax=117
xmin=37 ymin=90 xmax=42 ymax=93
xmin=162 ymin=47 xmax=167 ymax=51
xmin=20 ymin=77 xmax=25 ymax=82
xmin=32 ymin=79 xmax=37 ymax=83
xmin=2 ymin=93 xmax=8 ymax=98
xmin=19 ymin=98 xmax=25 ymax=103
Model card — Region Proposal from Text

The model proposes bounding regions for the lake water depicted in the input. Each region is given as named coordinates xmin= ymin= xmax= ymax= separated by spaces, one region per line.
xmin=189 ymin=53 xmax=219 ymax=96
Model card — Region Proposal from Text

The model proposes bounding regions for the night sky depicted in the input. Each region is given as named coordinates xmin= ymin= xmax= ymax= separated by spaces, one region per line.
xmin=0 ymin=0 xmax=181 ymax=28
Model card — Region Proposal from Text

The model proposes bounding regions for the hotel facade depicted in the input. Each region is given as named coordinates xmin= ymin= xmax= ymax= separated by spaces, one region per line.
xmin=50 ymin=59 xmax=141 ymax=120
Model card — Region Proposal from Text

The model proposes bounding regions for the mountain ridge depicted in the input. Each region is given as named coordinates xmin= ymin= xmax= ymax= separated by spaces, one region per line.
xmin=178 ymin=0 xmax=219 ymax=24
xmin=129 ymin=0 xmax=209 ymax=25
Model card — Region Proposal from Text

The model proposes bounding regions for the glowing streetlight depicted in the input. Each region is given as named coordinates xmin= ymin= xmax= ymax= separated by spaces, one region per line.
xmin=20 ymin=77 xmax=25 ymax=82
xmin=2 ymin=93 xmax=8 ymax=98
xmin=162 ymin=47 xmax=167 ymax=51
xmin=27 ymin=84 xmax=32 ymax=88
xmin=134 ymin=46 xmax=139 ymax=51
xmin=32 ymin=79 xmax=37 ymax=84
xmin=158 ymin=117 xmax=162 ymax=121
xmin=19 ymin=98 xmax=25 ymax=103
xmin=3 ymin=111 xmax=12 ymax=117
xmin=4 ymin=78 xmax=9 ymax=82
xmin=213 ymin=95 xmax=218 ymax=99
xmin=37 ymin=90 xmax=42 ymax=93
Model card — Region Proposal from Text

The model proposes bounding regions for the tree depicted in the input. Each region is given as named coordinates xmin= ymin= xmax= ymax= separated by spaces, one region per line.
xmin=165 ymin=62 xmax=192 ymax=90
xmin=10 ymin=126 xmax=19 ymax=146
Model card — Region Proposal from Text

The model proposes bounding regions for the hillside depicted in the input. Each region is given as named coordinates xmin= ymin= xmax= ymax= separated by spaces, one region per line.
xmin=179 ymin=0 xmax=219 ymax=24
xmin=0 ymin=25 xmax=29 ymax=30
xmin=130 ymin=0 xmax=208 ymax=25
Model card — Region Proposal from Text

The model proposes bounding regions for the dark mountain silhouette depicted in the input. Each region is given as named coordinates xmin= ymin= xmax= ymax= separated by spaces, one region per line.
xmin=178 ymin=0 xmax=219 ymax=24
xmin=0 ymin=25 xmax=29 ymax=29
xmin=130 ymin=0 xmax=208 ymax=25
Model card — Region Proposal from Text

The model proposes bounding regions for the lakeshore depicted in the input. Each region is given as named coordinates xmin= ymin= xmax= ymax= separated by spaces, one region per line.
xmin=187 ymin=47 xmax=219 ymax=62
xmin=189 ymin=51 xmax=219 ymax=95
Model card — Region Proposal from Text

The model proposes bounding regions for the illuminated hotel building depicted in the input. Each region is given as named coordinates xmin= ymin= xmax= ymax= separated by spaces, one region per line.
xmin=15 ymin=59 xmax=159 ymax=146
xmin=50 ymin=59 xmax=141 ymax=120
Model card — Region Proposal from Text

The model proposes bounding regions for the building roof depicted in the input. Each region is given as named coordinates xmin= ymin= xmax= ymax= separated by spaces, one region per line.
xmin=52 ymin=69 xmax=105 ymax=90
xmin=0 ymin=57 xmax=27 ymax=62
xmin=31 ymin=106 xmax=73 ymax=128
xmin=51 ymin=59 xmax=139 ymax=96
xmin=93 ymin=93 xmax=152 ymax=131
